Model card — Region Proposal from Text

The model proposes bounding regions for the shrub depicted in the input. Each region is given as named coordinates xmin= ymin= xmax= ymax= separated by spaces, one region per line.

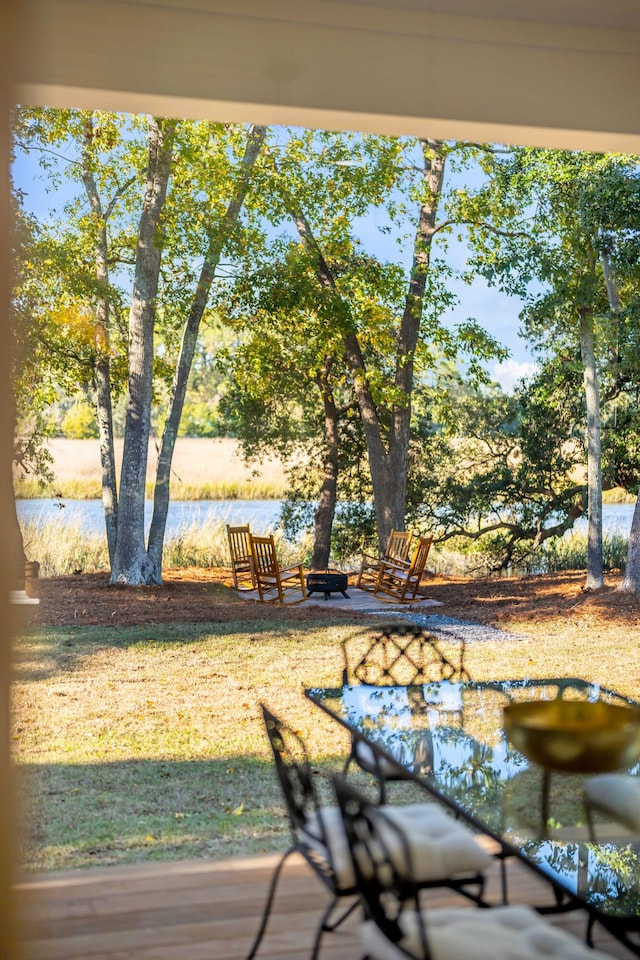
xmin=60 ymin=403 xmax=99 ymax=439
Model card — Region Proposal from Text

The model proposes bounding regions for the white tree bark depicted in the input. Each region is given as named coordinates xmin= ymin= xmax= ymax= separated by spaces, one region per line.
xmin=111 ymin=117 xmax=176 ymax=585
xmin=146 ymin=124 xmax=267 ymax=579
xmin=602 ymin=249 xmax=640 ymax=594
xmin=579 ymin=305 xmax=604 ymax=590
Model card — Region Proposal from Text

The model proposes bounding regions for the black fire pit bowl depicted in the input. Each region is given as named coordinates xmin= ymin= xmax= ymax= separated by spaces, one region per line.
xmin=306 ymin=571 xmax=350 ymax=601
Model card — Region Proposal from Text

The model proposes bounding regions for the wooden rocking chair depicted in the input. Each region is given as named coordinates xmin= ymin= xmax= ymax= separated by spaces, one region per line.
xmin=226 ymin=524 xmax=255 ymax=591
xmin=374 ymin=535 xmax=433 ymax=602
xmin=356 ymin=530 xmax=413 ymax=591
xmin=249 ymin=534 xmax=306 ymax=604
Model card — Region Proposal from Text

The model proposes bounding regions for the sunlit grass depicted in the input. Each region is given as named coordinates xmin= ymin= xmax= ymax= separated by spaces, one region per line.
xmin=19 ymin=516 xmax=303 ymax=576
xmin=20 ymin=511 xmax=631 ymax=579
xmin=14 ymin=437 xmax=288 ymax=500
xmin=15 ymin=478 xmax=285 ymax=500
xmin=13 ymin=616 xmax=639 ymax=872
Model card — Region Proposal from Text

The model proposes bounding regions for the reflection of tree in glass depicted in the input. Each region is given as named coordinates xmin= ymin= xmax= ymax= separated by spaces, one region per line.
xmin=523 ymin=840 xmax=640 ymax=917
xmin=339 ymin=685 xmax=436 ymax=775
xmin=431 ymin=724 xmax=506 ymax=826
xmin=586 ymin=843 xmax=640 ymax=916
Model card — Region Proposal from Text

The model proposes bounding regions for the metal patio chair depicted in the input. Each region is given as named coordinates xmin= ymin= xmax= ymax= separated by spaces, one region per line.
xmin=248 ymin=707 xmax=490 ymax=960
xmin=356 ymin=529 xmax=413 ymax=591
xmin=333 ymin=777 xmax=611 ymax=960
xmin=226 ymin=523 xmax=255 ymax=591
xmin=247 ymin=706 xmax=360 ymax=960
xmin=341 ymin=621 xmax=470 ymax=798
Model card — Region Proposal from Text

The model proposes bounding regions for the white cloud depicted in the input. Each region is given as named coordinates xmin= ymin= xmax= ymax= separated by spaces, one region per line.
xmin=491 ymin=358 xmax=538 ymax=393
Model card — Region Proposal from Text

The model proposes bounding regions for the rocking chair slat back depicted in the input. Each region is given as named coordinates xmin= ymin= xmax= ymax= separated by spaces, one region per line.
xmin=249 ymin=534 xmax=306 ymax=604
xmin=356 ymin=530 xmax=413 ymax=590
xmin=226 ymin=524 xmax=255 ymax=590
xmin=374 ymin=535 xmax=433 ymax=602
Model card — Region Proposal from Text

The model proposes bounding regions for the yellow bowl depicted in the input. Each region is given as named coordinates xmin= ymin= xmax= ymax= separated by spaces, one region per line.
xmin=503 ymin=699 xmax=640 ymax=774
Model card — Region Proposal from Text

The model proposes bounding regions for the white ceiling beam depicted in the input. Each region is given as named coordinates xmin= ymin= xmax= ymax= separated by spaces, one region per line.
xmin=14 ymin=0 xmax=640 ymax=150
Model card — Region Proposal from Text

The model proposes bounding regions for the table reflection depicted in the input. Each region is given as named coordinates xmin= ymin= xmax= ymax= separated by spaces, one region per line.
xmin=306 ymin=677 xmax=640 ymax=933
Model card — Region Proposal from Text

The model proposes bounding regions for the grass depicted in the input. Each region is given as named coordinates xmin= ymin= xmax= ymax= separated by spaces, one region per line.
xmin=20 ymin=518 xmax=110 ymax=576
xmin=20 ymin=510 xmax=632 ymax=579
xmin=19 ymin=517 xmax=304 ymax=577
xmin=15 ymin=478 xmax=285 ymax=500
xmin=14 ymin=437 xmax=287 ymax=501
xmin=13 ymin=619 xmax=355 ymax=871
xmin=13 ymin=613 xmax=640 ymax=873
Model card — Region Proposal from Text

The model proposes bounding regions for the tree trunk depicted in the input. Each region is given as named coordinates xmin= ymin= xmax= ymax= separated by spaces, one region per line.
xmin=618 ymin=494 xmax=640 ymax=592
xmin=287 ymin=140 xmax=446 ymax=554
xmin=310 ymin=366 xmax=339 ymax=570
xmin=146 ymin=124 xmax=267 ymax=578
xmin=601 ymin=249 xmax=640 ymax=594
xmin=81 ymin=115 xmax=118 ymax=566
xmin=287 ymin=202 xmax=391 ymax=551
xmin=386 ymin=139 xmax=446 ymax=541
xmin=111 ymin=117 xmax=176 ymax=585
xmin=579 ymin=305 xmax=604 ymax=590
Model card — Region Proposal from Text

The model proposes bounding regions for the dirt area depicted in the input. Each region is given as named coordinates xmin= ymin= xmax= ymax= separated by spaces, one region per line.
xmin=23 ymin=567 xmax=640 ymax=640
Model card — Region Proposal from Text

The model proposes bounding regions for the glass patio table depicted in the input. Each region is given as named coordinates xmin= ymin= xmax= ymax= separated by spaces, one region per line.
xmin=306 ymin=677 xmax=640 ymax=954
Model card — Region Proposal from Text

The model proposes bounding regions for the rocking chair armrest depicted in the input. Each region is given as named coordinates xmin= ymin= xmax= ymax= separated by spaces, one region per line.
xmin=359 ymin=553 xmax=380 ymax=567
xmin=378 ymin=557 xmax=411 ymax=575
xmin=281 ymin=563 xmax=304 ymax=576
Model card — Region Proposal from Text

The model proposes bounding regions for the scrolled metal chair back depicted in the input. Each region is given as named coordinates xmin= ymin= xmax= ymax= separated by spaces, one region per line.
xmin=261 ymin=704 xmax=320 ymax=835
xmin=342 ymin=621 xmax=469 ymax=687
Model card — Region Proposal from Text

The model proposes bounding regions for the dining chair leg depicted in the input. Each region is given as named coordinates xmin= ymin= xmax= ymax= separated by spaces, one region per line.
xmin=323 ymin=897 xmax=359 ymax=932
xmin=246 ymin=845 xmax=295 ymax=960
xmin=310 ymin=896 xmax=359 ymax=960
xmin=499 ymin=852 xmax=510 ymax=904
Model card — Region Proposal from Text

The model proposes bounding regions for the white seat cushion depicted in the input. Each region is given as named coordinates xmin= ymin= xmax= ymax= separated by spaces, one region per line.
xmin=302 ymin=802 xmax=491 ymax=892
xmin=361 ymin=904 xmax=613 ymax=960
xmin=585 ymin=774 xmax=640 ymax=830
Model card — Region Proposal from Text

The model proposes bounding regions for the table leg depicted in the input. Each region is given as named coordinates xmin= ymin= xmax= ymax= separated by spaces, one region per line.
xmin=541 ymin=768 xmax=551 ymax=838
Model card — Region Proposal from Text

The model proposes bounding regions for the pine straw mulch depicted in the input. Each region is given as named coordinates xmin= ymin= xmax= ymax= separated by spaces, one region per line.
xmin=21 ymin=567 xmax=640 ymax=643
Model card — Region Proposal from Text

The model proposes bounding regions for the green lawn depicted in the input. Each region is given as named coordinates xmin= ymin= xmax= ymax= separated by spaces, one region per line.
xmin=12 ymin=617 xmax=638 ymax=872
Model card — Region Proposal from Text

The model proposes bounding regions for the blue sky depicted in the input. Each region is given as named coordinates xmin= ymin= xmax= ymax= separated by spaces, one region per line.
xmin=12 ymin=125 xmax=537 ymax=392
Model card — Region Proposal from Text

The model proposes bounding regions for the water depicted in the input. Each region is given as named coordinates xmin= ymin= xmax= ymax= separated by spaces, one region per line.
xmin=573 ymin=503 xmax=635 ymax=537
xmin=15 ymin=498 xmax=636 ymax=540
xmin=16 ymin=498 xmax=284 ymax=539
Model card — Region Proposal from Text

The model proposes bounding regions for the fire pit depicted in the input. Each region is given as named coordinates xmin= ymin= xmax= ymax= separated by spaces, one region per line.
xmin=306 ymin=571 xmax=350 ymax=601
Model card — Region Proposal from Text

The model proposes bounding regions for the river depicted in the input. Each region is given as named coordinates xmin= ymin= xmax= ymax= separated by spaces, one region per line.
xmin=15 ymin=498 xmax=637 ymax=539
xmin=16 ymin=498 xmax=284 ymax=538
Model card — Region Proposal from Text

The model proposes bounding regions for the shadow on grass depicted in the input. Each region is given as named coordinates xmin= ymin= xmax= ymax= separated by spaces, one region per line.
xmin=13 ymin=617 xmax=363 ymax=683
xmin=18 ymin=754 xmax=339 ymax=872
xmin=18 ymin=750 xmax=419 ymax=875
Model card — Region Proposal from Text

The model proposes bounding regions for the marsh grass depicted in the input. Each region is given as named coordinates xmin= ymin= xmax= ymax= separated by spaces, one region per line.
xmin=20 ymin=516 xmax=304 ymax=576
xmin=541 ymin=530 xmax=628 ymax=573
xmin=15 ymin=478 xmax=285 ymax=501
xmin=21 ymin=514 xmax=631 ymax=578
xmin=21 ymin=518 xmax=110 ymax=575
xmin=13 ymin=616 xmax=639 ymax=873
xmin=427 ymin=530 xmax=629 ymax=578
xmin=14 ymin=437 xmax=287 ymax=500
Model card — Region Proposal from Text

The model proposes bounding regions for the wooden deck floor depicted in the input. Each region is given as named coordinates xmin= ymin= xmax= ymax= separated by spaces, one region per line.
xmin=16 ymin=850 xmax=635 ymax=959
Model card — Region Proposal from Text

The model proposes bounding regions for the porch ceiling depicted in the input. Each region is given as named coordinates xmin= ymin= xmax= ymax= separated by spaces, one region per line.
xmin=14 ymin=0 xmax=640 ymax=152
